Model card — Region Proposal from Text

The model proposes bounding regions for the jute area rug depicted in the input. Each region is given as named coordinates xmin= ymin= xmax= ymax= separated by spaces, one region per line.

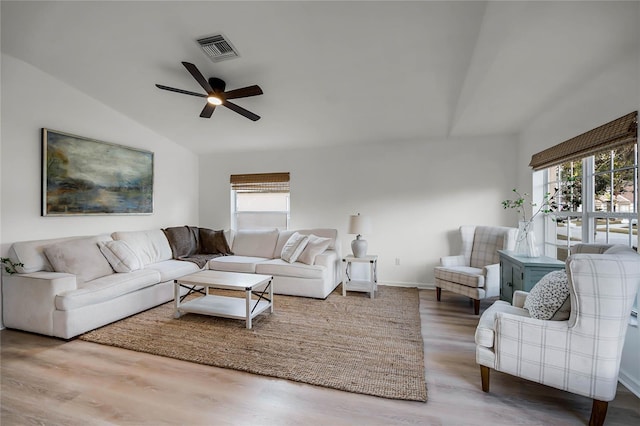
xmin=80 ymin=285 xmax=427 ymax=402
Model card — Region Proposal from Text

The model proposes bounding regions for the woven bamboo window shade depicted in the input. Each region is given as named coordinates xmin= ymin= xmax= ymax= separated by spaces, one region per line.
xmin=230 ymin=172 xmax=290 ymax=193
xmin=529 ymin=111 xmax=638 ymax=170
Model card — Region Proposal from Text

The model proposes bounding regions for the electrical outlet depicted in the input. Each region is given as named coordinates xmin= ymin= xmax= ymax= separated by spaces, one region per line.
xmin=395 ymin=257 xmax=400 ymax=266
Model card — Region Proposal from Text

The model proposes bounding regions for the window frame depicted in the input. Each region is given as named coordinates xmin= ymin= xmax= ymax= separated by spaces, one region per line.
xmin=229 ymin=173 xmax=291 ymax=231
xmin=543 ymin=145 xmax=638 ymax=253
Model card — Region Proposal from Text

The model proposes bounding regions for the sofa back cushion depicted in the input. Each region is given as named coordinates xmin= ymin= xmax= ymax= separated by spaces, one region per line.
xmin=111 ymin=229 xmax=172 ymax=266
xmin=8 ymin=234 xmax=112 ymax=273
xmin=232 ymin=228 xmax=280 ymax=258
xmin=44 ymin=237 xmax=115 ymax=284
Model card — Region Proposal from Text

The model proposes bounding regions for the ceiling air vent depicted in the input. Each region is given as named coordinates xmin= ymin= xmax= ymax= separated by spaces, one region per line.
xmin=197 ymin=34 xmax=239 ymax=62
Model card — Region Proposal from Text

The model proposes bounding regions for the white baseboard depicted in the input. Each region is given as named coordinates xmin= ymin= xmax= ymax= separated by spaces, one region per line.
xmin=379 ymin=281 xmax=435 ymax=290
xmin=619 ymin=369 xmax=640 ymax=398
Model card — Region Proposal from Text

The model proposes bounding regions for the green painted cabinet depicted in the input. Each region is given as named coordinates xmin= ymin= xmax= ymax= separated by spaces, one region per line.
xmin=498 ymin=250 xmax=565 ymax=303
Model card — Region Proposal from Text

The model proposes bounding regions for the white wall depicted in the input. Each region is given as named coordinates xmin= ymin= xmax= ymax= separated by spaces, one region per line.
xmin=199 ymin=135 xmax=517 ymax=287
xmin=0 ymin=55 xmax=200 ymax=326
xmin=519 ymin=54 xmax=640 ymax=396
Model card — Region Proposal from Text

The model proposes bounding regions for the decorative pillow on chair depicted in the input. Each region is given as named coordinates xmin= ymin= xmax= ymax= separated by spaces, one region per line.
xmin=297 ymin=234 xmax=332 ymax=265
xmin=98 ymin=240 xmax=143 ymax=273
xmin=524 ymin=270 xmax=571 ymax=320
xmin=280 ymin=232 xmax=309 ymax=263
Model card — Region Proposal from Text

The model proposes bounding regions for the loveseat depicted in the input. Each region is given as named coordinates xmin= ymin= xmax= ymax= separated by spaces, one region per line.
xmin=2 ymin=227 xmax=340 ymax=339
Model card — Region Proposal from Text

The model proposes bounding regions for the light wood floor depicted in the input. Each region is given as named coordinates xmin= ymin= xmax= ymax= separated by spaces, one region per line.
xmin=2 ymin=289 xmax=639 ymax=425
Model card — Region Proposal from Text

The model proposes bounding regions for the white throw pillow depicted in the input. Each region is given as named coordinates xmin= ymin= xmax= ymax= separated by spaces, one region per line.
xmin=524 ymin=270 xmax=571 ymax=321
xmin=44 ymin=238 xmax=114 ymax=284
xmin=297 ymin=234 xmax=332 ymax=265
xmin=98 ymin=240 xmax=143 ymax=273
xmin=280 ymin=232 xmax=309 ymax=263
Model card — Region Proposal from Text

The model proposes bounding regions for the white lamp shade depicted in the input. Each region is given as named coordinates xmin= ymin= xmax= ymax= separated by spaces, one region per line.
xmin=348 ymin=214 xmax=372 ymax=235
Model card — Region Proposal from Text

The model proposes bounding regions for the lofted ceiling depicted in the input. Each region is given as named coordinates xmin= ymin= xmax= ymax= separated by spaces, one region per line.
xmin=1 ymin=1 xmax=638 ymax=154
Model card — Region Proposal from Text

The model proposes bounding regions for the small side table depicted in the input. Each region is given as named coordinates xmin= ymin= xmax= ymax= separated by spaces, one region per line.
xmin=342 ymin=255 xmax=378 ymax=299
xmin=498 ymin=250 xmax=565 ymax=303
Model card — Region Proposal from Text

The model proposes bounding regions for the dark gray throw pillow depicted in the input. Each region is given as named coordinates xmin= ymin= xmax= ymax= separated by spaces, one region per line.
xmin=199 ymin=228 xmax=233 ymax=255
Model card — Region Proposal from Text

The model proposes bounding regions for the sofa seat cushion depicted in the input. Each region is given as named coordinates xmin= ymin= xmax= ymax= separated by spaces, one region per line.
xmin=55 ymin=269 xmax=161 ymax=311
xmin=145 ymin=260 xmax=201 ymax=282
xmin=255 ymin=259 xmax=325 ymax=279
xmin=208 ymin=256 xmax=269 ymax=273
xmin=475 ymin=300 xmax=530 ymax=348
xmin=434 ymin=266 xmax=485 ymax=288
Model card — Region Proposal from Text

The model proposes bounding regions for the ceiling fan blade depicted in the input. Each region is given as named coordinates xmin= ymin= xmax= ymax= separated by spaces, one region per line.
xmin=224 ymin=85 xmax=263 ymax=100
xmin=200 ymin=103 xmax=216 ymax=118
xmin=156 ymin=84 xmax=206 ymax=98
xmin=182 ymin=61 xmax=214 ymax=93
xmin=224 ymin=101 xmax=260 ymax=121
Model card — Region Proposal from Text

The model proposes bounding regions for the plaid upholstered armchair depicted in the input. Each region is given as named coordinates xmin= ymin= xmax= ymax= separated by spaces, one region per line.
xmin=434 ymin=225 xmax=517 ymax=314
xmin=475 ymin=244 xmax=640 ymax=426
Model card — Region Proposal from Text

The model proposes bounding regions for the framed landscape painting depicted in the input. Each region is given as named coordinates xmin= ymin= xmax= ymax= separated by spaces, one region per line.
xmin=42 ymin=129 xmax=154 ymax=216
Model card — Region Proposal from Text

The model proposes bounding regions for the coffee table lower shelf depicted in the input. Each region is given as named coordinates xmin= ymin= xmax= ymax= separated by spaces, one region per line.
xmin=176 ymin=295 xmax=271 ymax=324
xmin=174 ymin=270 xmax=273 ymax=329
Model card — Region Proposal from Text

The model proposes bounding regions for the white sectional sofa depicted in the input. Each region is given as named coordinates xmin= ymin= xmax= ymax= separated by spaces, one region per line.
xmin=2 ymin=227 xmax=341 ymax=339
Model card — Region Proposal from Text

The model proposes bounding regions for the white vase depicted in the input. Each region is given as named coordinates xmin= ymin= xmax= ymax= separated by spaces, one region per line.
xmin=515 ymin=220 xmax=539 ymax=257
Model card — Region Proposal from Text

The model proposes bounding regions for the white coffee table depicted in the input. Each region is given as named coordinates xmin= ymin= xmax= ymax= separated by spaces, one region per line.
xmin=174 ymin=270 xmax=273 ymax=329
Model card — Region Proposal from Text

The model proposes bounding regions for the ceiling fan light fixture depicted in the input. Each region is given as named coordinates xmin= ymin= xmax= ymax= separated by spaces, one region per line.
xmin=207 ymin=95 xmax=223 ymax=105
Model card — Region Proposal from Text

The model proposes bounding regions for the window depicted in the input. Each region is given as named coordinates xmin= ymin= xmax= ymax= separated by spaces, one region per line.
xmin=230 ymin=173 xmax=290 ymax=230
xmin=543 ymin=143 xmax=637 ymax=259
xmin=532 ymin=112 xmax=637 ymax=317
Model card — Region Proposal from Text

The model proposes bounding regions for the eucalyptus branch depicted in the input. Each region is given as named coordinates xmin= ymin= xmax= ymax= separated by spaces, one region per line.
xmin=0 ymin=257 xmax=24 ymax=275
xmin=502 ymin=188 xmax=560 ymax=224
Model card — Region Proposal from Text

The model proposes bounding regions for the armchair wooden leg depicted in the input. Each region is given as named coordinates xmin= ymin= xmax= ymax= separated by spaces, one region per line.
xmin=480 ymin=365 xmax=490 ymax=392
xmin=473 ymin=299 xmax=480 ymax=315
xmin=436 ymin=287 xmax=441 ymax=301
xmin=589 ymin=399 xmax=608 ymax=426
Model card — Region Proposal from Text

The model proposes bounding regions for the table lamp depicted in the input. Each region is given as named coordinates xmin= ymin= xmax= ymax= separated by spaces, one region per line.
xmin=348 ymin=213 xmax=372 ymax=258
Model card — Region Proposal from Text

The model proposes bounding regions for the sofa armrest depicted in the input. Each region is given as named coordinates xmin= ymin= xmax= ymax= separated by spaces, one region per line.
xmin=440 ymin=255 xmax=466 ymax=267
xmin=314 ymin=250 xmax=337 ymax=267
xmin=483 ymin=263 xmax=499 ymax=282
xmin=512 ymin=291 xmax=529 ymax=308
xmin=482 ymin=263 xmax=500 ymax=297
xmin=2 ymin=272 xmax=77 ymax=336
xmin=314 ymin=250 xmax=340 ymax=286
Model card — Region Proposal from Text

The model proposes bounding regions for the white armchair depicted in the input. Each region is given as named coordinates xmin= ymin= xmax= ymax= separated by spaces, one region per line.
xmin=475 ymin=244 xmax=640 ymax=426
xmin=434 ymin=225 xmax=517 ymax=314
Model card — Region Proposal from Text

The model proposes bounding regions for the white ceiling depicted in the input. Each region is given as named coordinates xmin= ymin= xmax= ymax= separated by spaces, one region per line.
xmin=2 ymin=1 xmax=638 ymax=154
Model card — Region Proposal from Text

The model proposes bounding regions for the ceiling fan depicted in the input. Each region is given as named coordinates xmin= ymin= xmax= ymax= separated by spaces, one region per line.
xmin=156 ymin=62 xmax=263 ymax=121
